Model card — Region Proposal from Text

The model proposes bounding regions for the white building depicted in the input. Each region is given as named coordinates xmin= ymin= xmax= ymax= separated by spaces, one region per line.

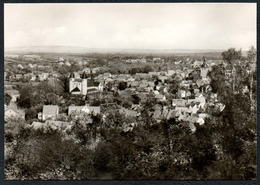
xmin=69 ymin=72 xmax=103 ymax=95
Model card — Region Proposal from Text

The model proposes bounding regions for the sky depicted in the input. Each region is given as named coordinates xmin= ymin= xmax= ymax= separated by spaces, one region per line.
xmin=4 ymin=3 xmax=257 ymax=50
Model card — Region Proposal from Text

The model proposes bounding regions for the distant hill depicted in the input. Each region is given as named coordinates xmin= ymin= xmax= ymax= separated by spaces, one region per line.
xmin=5 ymin=46 xmax=89 ymax=54
xmin=5 ymin=46 xmax=228 ymax=55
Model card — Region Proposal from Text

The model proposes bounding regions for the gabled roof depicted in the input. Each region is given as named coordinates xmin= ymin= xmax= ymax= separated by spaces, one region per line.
xmin=148 ymin=82 xmax=155 ymax=87
xmin=101 ymin=103 xmax=118 ymax=111
xmin=73 ymin=78 xmax=83 ymax=82
xmin=158 ymin=76 xmax=168 ymax=80
xmin=155 ymin=94 xmax=164 ymax=99
xmin=5 ymin=104 xmax=25 ymax=118
xmin=152 ymin=109 xmax=162 ymax=119
xmin=175 ymin=106 xmax=189 ymax=112
xmin=119 ymin=108 xmax=138 ymax=117
xmin=88 ymin=80 xmax=100 ymax=87
xmin=137 ymin=93 xmax=147 ymax=100
xmin=135 ymin=73 xmax=147 ymax=76
xmin=162 ymin=108 xmax=169 ymax=118
xmin=43 ymin=105 xmax=59 ymax=116
xmin=140 ymin=83 xmax=148 ymax=88
xmin=104 ymin=72 xmax=111 ymax=76
xmin=118 ymin=90 xmax=132 ymax=96
xmin=68 ymin=106 xmax=84 ymax=114
xmin=87 ymin=88 xmax=98 ymax=93
xmin=226 ymin=65 xmax=233 ymax=70
xmin=166 ymin=109 xmax=176 ymax=120
xmin=83 ymin=67 xmax=91 ymax=71
xmin=68 ymin=105 xmax=100 ymax=115
xmin=149 ymin=72 xmax=161 ymax=75
xmin=31 ymin=122 xmax=44 ymax=129
xmin=87 ymin=106 xmax=101 ymax=114
xmin=5 ymin=108 xmax=20 ymax=116
xmin=131 ymin=81 xmax=140 ymax=87
xmin=5 ymin=90 xmax=19 ymax=96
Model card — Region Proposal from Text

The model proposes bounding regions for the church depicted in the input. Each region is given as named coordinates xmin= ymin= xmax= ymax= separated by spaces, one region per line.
xmin=69 ymin=71 xmax=103 ymax=95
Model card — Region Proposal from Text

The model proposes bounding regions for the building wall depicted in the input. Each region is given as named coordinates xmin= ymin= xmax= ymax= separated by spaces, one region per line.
xmin=70 ymin=77 xmax=102 ymax=95
xmin=69 ymin=79 xmax=83 ymax=93
xmin=69 ymin=79 xmax=74 ymax=92
xmin=200 ymin=68 xmax=209 ymax=79
xmin=43 ymin=114 xmax=55 ymax=121
xmin=82 ymin=79 xmax=87 ymax=95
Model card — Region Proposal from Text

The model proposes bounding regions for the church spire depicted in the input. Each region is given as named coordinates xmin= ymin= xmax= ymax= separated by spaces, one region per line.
xmin=82 ymin=71 xmax=88 ymax=79
xmin=69 ymin=72 xmax=75 ymax=78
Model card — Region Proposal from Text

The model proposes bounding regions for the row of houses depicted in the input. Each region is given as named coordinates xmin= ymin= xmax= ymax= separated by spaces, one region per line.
xmin=89 ymin=60 xmax=224 ymax=131
xmin=58 ymin=57 xmax=90 ymax=66
xmin=37 ymin=104 xmax=101 ymax=121
xmin=125 ymin=58 xmax=147 ymax=63
xmin=6 ymin=72 xmax=61 ymax=82
xmin=5 ymin=58 xmax=230 ymax=134
xmin=5 ymin=54 xmax=41 ymax=60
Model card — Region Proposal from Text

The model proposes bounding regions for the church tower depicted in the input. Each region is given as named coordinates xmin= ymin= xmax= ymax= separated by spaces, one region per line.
xmin=81 ymin=71 xmax=88 ymax=95
xmin=69 ymin=72 xmax=75 ymax=93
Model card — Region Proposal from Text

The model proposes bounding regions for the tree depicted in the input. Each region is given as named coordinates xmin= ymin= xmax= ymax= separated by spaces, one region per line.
xmin=58 ymin=75 xmax=70 ymax=94
xmin=145 ymin=55 xmax=153 ymax=60
xmin=102 ymin=110 xmax=135 ymax=130
xmin=190 ymin=125 xmax=217 ymax=177
xmin=140 ymin=92 xmax=157 ymax=125
xmin=25 ymin=107 xmax=38 ymax=121
xmin=222 ymin=48 xmax=242 ymax=63
xmin=168 ymin=74 xmax=181 ymax=95
xmin=247 ymin=46 xmax=256 ymax=111
xmin=5 ymin=93 xmax=12 ymax=105
xmin=129 ymin=67 xmax=142 ymax=75
xmin=207 ymin=64 xmax=230 ymax=100
xmin=203 ymin=89 xmax=256 ymax=179
xmin=247 ymin=46 xmax=256 ymax=62
xmin=17 ymin=84 xmax=33 ymax=108
xmin=93 ymin=142 xmax=113 ymax=174
xmin=45 ymin=92 xmax=59 ymax=105
xmin=132 ymin=94 xmax=141 ymax=104
xmin=5 ymin=125 xmax=96 ymax=180
xmin=143 ymin=65 xmax=153 ymax=73
xmin=70 ymin=112 xmax=93 ymax=145
xmin=122 ymin=100 xmax=132 ymax=109
xmin=118 ymin=81 xmax=127 ymax=90
xmin=188 ymin=70 xmax=200 ymax=82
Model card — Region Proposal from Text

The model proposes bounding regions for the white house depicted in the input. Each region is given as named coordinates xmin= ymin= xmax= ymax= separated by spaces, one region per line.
xmin=68 ymin=105 xmax=101 ymax=115
xmin=39 ymin=105 xmax=59 ymax=121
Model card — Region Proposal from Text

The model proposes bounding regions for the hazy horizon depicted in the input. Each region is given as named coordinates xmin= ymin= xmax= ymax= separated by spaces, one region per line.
xmin=5 ymin=3 xmax=256 ymax=51
xmin=4 ymin=45 xmax=245 ymax=51
xmin=5 ymin=45 xmax=228 ymax=51
xmin=5 ymin=45 xmax=253 ymax=55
